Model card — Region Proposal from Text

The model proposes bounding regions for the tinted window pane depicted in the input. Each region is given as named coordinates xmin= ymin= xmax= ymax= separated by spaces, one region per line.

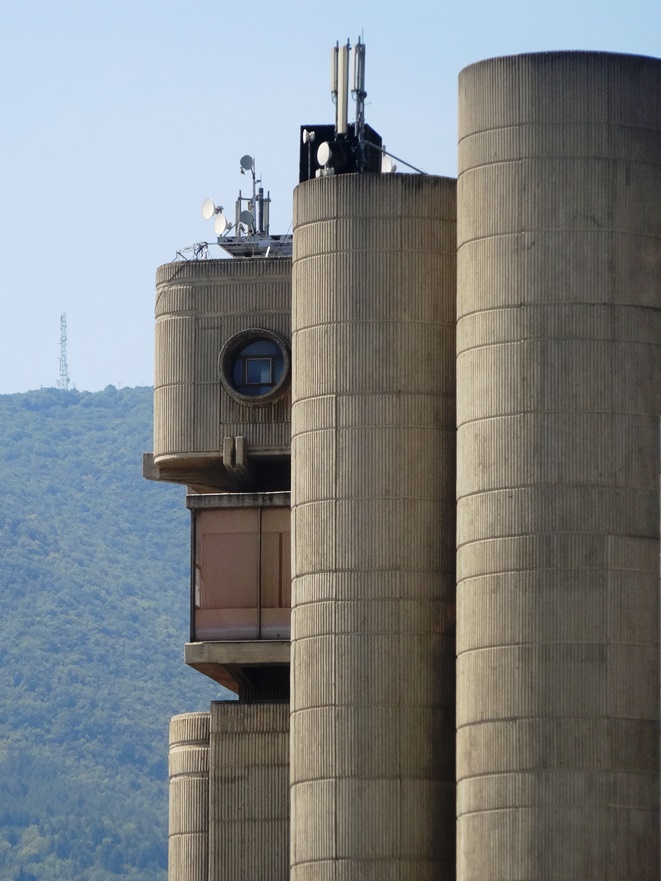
xmin=246 ymin=357 xmax=273 ymax=384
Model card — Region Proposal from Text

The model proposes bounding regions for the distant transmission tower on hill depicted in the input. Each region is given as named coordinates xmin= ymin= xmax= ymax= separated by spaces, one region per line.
xmin=57 ymin=312 xmax=70 ymax=390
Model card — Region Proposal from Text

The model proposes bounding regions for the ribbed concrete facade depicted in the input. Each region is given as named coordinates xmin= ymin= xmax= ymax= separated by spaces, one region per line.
xmin=169 ymin=712 xmax=210 ymax=881
xmin=154 ymin=258 xmax=291 ymax=467
xmin=456 ymin=52 xmax=661 ymax=879
xmin=291 ymin=174 xmax=456 ymax=881
xmin=209 ymin=701 xmax=289 ymax=881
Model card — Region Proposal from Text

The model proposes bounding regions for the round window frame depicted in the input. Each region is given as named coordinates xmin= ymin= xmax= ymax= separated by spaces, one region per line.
xmin=218 ymin=328 xmax=291 ymax=406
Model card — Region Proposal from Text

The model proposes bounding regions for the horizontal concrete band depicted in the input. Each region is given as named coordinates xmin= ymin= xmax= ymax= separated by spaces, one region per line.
xmin=457 ymin=769 xmax=659 ymax=813
xmin=210 ymin=699 xmax=289 ymax=725
xmin=208 ymin=831 xmax=289 ymax=875
xmin=290 ymin=859 xmax=452 ymax=881
xmin=291 ymin=598 xmax=455 ymax=637
xmin=457 ymin=485 xmax=659 ymax=543
xmin=291 ymin=635 xmax=454 ymax=711
xmin=168 ymin=837 xmax=208 ymax=881
xmin=458 ymin=305 xmax=661 ymax=351
xmin=156 ymin=256 xmax=291 ymax=285
xmin=457 ymin=642 xmax=659 ymax=722
xmin=290 ymin=778 xmax=455 ymax=858
xmin=209 ymin=739 xmax=289 ymax=769
xmin=457 ymin=533 xmax=658 ymax=579
xmin=294 ymin=436 xmax=455 ymax=505
xmin=169 ymin=779 xmax=209 ymax=835
xmin=292 ymin=325 xmax=455 ymax=399
xmin=291 ymin=571 xmax=455 ymax=603
xmin=458 ymin=413 xmax=659 ymax=493
xmin=293 ymin=500 xmax=455 ymax=574
xmin=457 ymin=235 xmax=661 ymax=313
xmin=289 ymin=705 xmax=454 ymax=780
xmin=457 ymin=571 xmax=659 ymax=648
xmin=458 ymin=160 xmax=661 ymax=242
xmin=169 ymin=747 xmax=209 ymax=777
xmin=456 ymin=716 xmax=659 ymax=775
xmin=459 ymin=123 xmax=661 ymax=167
xmin=291 ymin=394 xmax=455 ymax=432
xmin=293 ymin=218 xmax=456 ymax=261
xmin=156 ymin=283 xmax=291 ymax=319
xmin=456 ymin=341 xmax=661 ymax=421
xmin=293 ymin=174 xmax=456 ymax=224
xmin=458 ymin=53 xmax=661 ymax=135
xmin=154 ymin=384 xmax=290 ymax=457
xmin=169 ymin=712 xmax=210 ymax=745
xmin=457 ymin=806 xmax=658 ymax=879
xmin=294 ymin=258 xmax=455 ymax=328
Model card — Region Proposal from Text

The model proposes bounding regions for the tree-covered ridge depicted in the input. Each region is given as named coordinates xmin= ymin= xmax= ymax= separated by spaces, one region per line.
xmin=0 ymin=386 xmax=224 ymax=881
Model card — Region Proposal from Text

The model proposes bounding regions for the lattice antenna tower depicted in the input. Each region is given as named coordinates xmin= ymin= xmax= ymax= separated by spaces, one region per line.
xmin=57 ymin=312 xmax=70 ymax=390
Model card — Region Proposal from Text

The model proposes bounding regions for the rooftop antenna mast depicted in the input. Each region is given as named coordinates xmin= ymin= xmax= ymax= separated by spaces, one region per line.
xmin=352 ymin=38 xmax=367 ymax=171
xmin=57 ymin=312 xmax=70 ymax=390
xmin=197 ymin=155 xmax=291 ymax=259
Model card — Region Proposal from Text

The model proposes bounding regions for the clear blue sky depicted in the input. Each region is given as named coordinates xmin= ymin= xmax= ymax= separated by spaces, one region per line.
xmin=1 ymin=0 xmax=659 ymax=394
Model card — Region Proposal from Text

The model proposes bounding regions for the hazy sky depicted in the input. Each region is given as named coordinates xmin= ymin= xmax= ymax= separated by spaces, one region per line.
xmin=1 ymin=0 xmax=660 ymax=394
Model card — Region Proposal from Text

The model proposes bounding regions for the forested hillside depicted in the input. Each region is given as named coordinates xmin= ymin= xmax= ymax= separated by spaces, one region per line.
xmin=0 ymin=386 xmax=224 ymax=881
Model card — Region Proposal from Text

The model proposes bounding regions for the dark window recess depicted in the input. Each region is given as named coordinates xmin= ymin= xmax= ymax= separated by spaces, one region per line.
xmin=231 ymin=340 xmax=285 ymax=396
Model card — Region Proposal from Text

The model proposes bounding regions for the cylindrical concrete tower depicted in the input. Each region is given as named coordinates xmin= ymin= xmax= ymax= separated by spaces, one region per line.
xmin=291 ymin=174 xmax=456 ymax=880
xmin=169 ymin=712 xmax=210 ymax=881
xmin=456 ymin=52 xmax=661 ymax=879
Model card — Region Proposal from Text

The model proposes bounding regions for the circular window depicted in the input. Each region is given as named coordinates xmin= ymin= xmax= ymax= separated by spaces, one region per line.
xmin=219 ymin=328 xmax=291 ymax=405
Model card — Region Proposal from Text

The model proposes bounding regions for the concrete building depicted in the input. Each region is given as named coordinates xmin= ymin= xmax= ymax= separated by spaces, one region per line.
xmin=147 ymin=253 xmax=293 ymax=881
xmin=146 ymin=48 xmax=660 ymax=881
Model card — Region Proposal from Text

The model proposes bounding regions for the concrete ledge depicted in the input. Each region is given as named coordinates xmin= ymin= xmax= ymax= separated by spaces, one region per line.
xmin=185 ymin=641 xmax=291 ymax=694
xmin=186 ymin=492 xmax=291 ymax=509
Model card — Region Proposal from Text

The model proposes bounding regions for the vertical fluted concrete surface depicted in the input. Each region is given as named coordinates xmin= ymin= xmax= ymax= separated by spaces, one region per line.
xmin=291 ymin=174 xmax=456 ymax=881
xmin=209 ymin=701 xmax=289 ymax=881
xmin=456 ymin=52 xmax=661 ymax=880
xmin=169 ymin=712 xmax=210 ymax=881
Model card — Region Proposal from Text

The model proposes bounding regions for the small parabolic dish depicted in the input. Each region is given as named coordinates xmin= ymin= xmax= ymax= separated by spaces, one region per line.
xmin=240 ymin=209 xmax=254 ymax=226
xmin=381 ymin=156 xmax=397 ymax=174
xmin=202 ymin=198 xmax=216 ymax=220
xmin=317 ymin=142 xmax=331 ymax=166
xmin=240 ymin=155 xmax=254 ymax=171
xmin=214 ymin=213 xmax=229 ymax=235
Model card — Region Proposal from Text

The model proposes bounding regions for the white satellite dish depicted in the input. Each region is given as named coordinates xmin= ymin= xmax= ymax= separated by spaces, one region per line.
xmin=302 ymin=129 xmax=316 ymax=145
xmin=214 ymin=213 xmax=229 ymax=235
xmin=381 ymin=156 xmax=397 ymax=174
xmin=240 ymin=209 xmax=254 ymax=226
xmin=317 ymin=142 xmax=331 ymax=166
xmin=240 ymin=154 xmax=254 ymax=171
xmin=202 ymin=198 xmax=217 ymax=220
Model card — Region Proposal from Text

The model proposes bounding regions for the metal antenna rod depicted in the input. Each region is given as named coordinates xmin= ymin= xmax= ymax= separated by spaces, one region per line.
xmin=352 ymin=38 xmax=367 ymax=171
xmin=57 ymin=312 xmax=70 ymax=390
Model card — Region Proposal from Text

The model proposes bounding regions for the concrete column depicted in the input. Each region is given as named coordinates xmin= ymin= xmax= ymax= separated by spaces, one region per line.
xmin=291 ymin=174 xmax=456 ymax=881
xmin=456 ymin=52 xmax=661 ymax=880
xmin=208 ymin=701 xmax=289 ymax=881
xmin=169 ymin=712 xmax=210 ymax=881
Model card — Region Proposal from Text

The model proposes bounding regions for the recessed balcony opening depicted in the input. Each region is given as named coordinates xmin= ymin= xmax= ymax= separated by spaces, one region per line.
xmin=189 ymin=494 xmax=291 ymax=642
